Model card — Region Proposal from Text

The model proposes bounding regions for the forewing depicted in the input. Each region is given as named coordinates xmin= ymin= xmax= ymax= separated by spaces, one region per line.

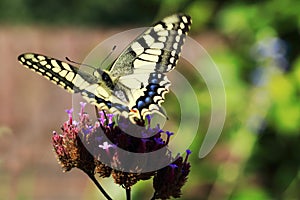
xmin=109 ymin=14 xmax=191 ymax=77
xmin=109 ymin=14 xmax=192 ymax=120
xmin=17 ymin=53 xmax=112 ymax=110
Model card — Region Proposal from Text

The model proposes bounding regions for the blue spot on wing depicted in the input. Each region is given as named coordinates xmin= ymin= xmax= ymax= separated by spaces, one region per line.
xmin=132 ymin=72 xmax=169 ymax=118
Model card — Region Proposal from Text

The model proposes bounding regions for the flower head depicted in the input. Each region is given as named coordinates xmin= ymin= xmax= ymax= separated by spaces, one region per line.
xmin=152 ymin=150 xmax=191 ymax=199
xmin=52 ymin=114 xmax=95 ymax=174
xmin=52 ymin=103 xmax=191 ymax=199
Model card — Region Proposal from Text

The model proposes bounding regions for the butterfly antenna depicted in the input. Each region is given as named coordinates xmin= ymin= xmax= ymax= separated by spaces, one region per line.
xmin=95 ymin=106 xmax=100 ymax=119
xmin=100 ymin=45 xmax=116 ymax=67
xmin=65 ymin=57 xmax=97 ymax=70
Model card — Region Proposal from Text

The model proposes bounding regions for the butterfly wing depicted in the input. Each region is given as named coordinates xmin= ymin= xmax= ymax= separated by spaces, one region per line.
xmin=17 ymin=53 xmax=115 ymax=110
xmin=108 ymin=14 xmax=192 ymax=120
xmin=18 ymin=14 xmax=192 ymax=123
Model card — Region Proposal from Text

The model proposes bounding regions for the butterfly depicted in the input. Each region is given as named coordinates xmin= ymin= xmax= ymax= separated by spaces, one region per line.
xmin=18 ymin=14 xmax=192 ymax=123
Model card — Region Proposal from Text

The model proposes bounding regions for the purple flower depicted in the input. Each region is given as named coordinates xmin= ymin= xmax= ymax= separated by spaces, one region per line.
xmin=152 ymin=150 xmax=191 ymax=199
xmin=52 ymin=104 xmax=191 ymax=199
xmin=80 ymin=102 xmax=87 ymax=115
xmin=165 ymin=131 xmax=174 ymax=144
xmin=65 ymin=108 xmax=73 ymax=124
xmin=99 ymin=142 xmax=116 ymax=156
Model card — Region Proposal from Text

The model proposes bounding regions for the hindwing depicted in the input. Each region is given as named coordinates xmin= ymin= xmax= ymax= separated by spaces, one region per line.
xmin=18 ymin=14 xmax=192 ymax=123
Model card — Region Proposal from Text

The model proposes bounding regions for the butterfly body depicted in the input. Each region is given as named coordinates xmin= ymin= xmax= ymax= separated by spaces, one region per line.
xmin=18 ymin=14 xmax=192 ymax=123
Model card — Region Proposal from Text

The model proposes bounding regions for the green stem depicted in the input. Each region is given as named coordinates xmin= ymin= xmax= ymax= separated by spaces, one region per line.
xmin=126 ymin=188 xmax=131 ymax=200
xmin=86 ymin=172 xmax=112 ymax=200
xmin=150 ymin=192 xmax=156 ymax=200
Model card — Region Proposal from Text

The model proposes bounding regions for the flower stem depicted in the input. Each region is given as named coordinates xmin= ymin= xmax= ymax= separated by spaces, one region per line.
xmin=126 ymin=188 xmax=131 ymax=200
xmin=150 ymin=192 xmax=156 ymax=200
xmin=86 ymin=171 xmax=112 ymax=200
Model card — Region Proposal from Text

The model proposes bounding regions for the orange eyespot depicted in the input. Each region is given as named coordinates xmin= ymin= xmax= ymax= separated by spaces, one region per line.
xmin=130 ymin=108 xmax=138 ymax=113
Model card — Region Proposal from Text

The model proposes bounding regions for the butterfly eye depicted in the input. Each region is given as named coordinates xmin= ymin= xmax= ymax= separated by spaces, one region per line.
xmin=102 ymin=72 xmax=109 ymax=81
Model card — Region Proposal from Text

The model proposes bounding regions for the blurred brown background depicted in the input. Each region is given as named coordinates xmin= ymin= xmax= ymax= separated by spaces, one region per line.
xmin=1 ymin=0 xmax=300 ymax=200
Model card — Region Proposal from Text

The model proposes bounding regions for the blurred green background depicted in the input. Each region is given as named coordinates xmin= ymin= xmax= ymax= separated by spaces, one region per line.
xmin=1 ymin=0 xmax=300 ymax=199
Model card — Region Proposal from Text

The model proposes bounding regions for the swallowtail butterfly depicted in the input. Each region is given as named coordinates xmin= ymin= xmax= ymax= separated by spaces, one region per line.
xmin=18 ymin=14 xmax=192 ymax=123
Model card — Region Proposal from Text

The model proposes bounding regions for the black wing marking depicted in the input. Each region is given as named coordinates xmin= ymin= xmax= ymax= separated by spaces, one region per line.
xmin=109 ymin=14 xmax=191 ymax=77
xmin=109 ymin=14 xmax=192 ymax=120
xmin=18 ymin=14 xmax=192 ymax=123
xmin=17 ymin=53 xmax=112 ymax=109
